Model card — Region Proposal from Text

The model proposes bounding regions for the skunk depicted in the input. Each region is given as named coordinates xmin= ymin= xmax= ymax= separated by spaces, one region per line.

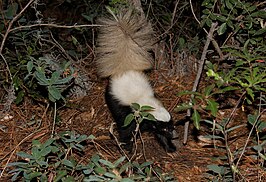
xmin=96 ymin=9 xmax=176 ymax=152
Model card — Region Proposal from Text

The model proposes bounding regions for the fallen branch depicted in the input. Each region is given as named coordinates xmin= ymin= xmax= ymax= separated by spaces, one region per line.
xmin=183 ymin=22 xmax=218 ymax=144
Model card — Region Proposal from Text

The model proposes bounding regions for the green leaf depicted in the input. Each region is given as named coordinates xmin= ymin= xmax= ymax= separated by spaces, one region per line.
xmin=131 ymin=103 xmax=140 ymax=110
xmin=7 ymin=161 xmax=28 ymax=167
xmin=5 ymin=3 xmax=18 ymax=18
xmin=42 ymin=138 xmax=54 ymax=148
xmin=99 ymin=159 xmax=115 ymax=168
xmin=113 ymin=156 xmax=126 ymax=167
xmin=62 ymin=159 xmax=75 ymax=168
xmin=48 ymin=86 xmax=62 ymax=101
xmin=140 ymin=111 xmax=149 ymax=117
xmin=36 ymin=160 xmax=48 ymax=167
xmin=225 ymin=0 xmax=233 ymax=10
xmin=201 ymin=0 xmax=211 ymax=6
xmin=35 ymin=71 xmax=49 ymax=86
xmin=124 ymin=113 xmax=134 ymax=127
xmin=216 ymin=15 xmax=227 ymax=22
xmin=121 ymin=178 xmax=135 ymax=182
xmin=83 ymin=169 xmax=93 ymax=175
xmin=40 ymin=174 xmax=48 ymax=181
xmin=15 ymin=90 xmax=25 ymax=104
xmin=259 ymin=153 xmax=266 ymax=160
xmin=246 ymin=87 xmax=254 ymax=101
xmin=40 ymin=146 xmax=52 ymax=157
xmin=217 ymin=22 xmax=227 ymax=35
xmin=54 ymin=76 xmax=73 ymax=85
xmin=177 ymin=90 xmax=200 ymax=96
xmin=25 ymin=172 xmax=42 ymax=180
xmin=207 ymin=164 xmax=223 ymax=174
xmin=119 ymin=162 xmax=132 ymax=174
xmin=247 ymin=5 xmax=257 ymax=12
xmin=203 ymin=84 xmax=215 ymax=96
xmin=103 ymin=172 xmax=117 ymax=178
xmin=254 ymin=28 xmax=266 ymax=36
xmin=220 ymin=86 xmax=238 ymax=92
xmin=258 ymin=122 xmax=266 ymax=132
xmin=250 ymin=10 xmax=266 ymax=18
xmin=248 ymin=114 xmax=257 ymax=125
xmin=252 ymin=144 xmax=263 ymax=152
xmin=192 ymin=109 xmax=201 ymax=130
xmin=50 ymin=71 xmax=61 ymax=84
xmin=178 ymin=37 xmax=186 ymax=48
xmin=16 ymin=151 xmax=35 ymax=159
xmin=72 ymin=36 xmax=78 ymax=45
xmin=175 ymin=103 xmax=193 ymax=111
xmin=145 ymin=113 xmax=156 ymax=121
xmin=140 ymin=161 xmax=153 ymax=168
xmin=140 ymin=105 xmax=154 ymax=112
xmin=27 ymin=61 xmax=34 ymax=73
xmin=225 ymin=124 xmax=246 ymax=133
xmin=88 ymin=134 xmax=96 ymax=140
xmin=54 ymin=170 xmax=68 ymax=182
xmin=94 ymin=166 xmax=106 ymax=175
xmin=206 ymin=99 xmax=219 ymax=117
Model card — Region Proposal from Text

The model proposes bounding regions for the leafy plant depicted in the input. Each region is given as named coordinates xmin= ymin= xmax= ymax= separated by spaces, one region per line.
xmin=25 ymin=56 xmax=75 ymax=102
xmin=8 ymin=131 xmax=175 ymax=182
xmin=180 ymin=0 xmax=266 ymax=129
xmin=175 ymin=0 xmax=266 ymax=181
xmin=8 ymin=131 xmax=90 ymax=181
xmin=176 ymin=85 xmax=221 ymax=129
xmin=202 ymin=107 xmax=266 ymax=181
xmin=201 ymin=0 xmax=266 ymax=103
xmin=124 ymin=103 xmax=156 ymax=127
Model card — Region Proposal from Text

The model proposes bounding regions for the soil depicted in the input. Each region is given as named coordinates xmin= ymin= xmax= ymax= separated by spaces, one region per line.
xmin=0 ymin=68 xmax=265 ymax=181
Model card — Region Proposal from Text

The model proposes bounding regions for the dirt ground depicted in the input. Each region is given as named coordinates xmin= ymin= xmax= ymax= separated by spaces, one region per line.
xmin=0 ymin=67 xmax=265 ymax=181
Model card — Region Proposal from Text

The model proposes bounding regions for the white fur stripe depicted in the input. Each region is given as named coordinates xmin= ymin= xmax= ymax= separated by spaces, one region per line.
xmin=110 ymin=70 xmax=170 ymax=122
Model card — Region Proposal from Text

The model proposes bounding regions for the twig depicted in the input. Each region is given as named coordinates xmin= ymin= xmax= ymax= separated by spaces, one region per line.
xmin=235 ymin=96 xmax=265 ymax=174
xmin=183 ymin=22 xmax=218 ymax=144
xmin=0 ymin=127 xmax=47 ymax=178
xmin=138 ymin=129 xmax=147 ymax=161
xmin=222 ymin=91 xmax=246 ymax=181
xmin=189 ymin=0 xmax=224 ymax=58
xmin=51 ymin=102 xmax=57 ymax=138
xmin=9 ymin=23 xmax=102 ymax=33
xmin=189 ymin=0 xmax=203 ymax=30
xmin=171 ymin=0 xmax=181 ymax=26
xmin=0 ymin=0 xmax=36 ymax=53
xmin=49 ymin=32 xmax=75 ymax=63
xmin=109 ymin=123 xmax=130 ymax=161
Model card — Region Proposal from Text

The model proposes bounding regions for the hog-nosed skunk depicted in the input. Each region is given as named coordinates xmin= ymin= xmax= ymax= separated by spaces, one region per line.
xmin=96 ymin=9 xmax=176 ymax=152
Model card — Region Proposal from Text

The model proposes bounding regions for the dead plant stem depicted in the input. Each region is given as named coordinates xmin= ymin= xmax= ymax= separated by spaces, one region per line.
xmin=9 ymin=23 xmax=102 ymax=33
xmin=183 ymin=22 xmax=218 ymax=144
xmin=223 ymin=91 xmax=246 ymax=181
xmin=189 ymin=0 xmax=223 ymax=58
xmin=235 ymin=93 xmax=265 ymax=172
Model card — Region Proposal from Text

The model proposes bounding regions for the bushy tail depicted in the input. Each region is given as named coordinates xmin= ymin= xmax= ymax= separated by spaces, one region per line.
xmin=96 ymin=9 xmax=154 ymax=78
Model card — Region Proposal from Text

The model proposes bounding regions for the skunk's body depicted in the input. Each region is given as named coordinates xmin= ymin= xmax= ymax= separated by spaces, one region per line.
xmin=96 ymin=10 xmax=176 ymax=152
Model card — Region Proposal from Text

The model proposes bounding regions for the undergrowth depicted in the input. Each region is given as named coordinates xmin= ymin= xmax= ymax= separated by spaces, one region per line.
xmin=8 ymin=131 xmax=175 ymax=182
xmin=175 ymin=0 xmax=266 ymax=181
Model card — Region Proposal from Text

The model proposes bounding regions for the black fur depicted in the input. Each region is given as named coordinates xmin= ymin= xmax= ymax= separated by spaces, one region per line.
xmin=105 ymin=85 xmax=176 ymax=152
